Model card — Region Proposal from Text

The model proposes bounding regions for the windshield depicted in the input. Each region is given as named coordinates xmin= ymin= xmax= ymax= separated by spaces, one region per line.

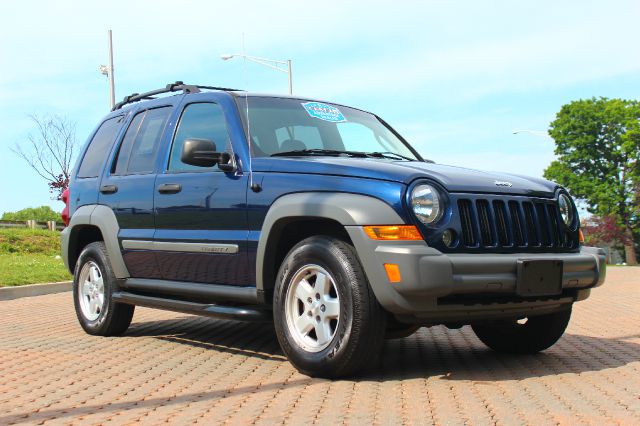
xmin=236 ymin=96 xmax=420 ymax=160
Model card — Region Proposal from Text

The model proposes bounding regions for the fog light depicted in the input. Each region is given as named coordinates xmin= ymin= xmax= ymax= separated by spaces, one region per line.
xmin=384 ymin=263 xmax=402 ymax=283
xmin=442 ymin=229 xmax=455 ymax=247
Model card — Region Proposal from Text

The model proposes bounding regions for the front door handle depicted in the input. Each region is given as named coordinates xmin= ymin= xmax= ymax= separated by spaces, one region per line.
xmin=158 ymin=183 xmax=182 ymax=194
xmin=100 ymin=184 xmax=118 ymax=194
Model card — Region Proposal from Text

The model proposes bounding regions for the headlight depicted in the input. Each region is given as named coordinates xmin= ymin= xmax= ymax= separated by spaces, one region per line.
xmin=558 ymin=193 xmax=574 ymax=227
xmin=411 ymin=184 xmax=442 ymax=224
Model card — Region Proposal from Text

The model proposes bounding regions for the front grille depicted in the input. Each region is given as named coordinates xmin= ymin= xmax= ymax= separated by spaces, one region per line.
xmin=456 ymin=196 xmax=575 ymax=251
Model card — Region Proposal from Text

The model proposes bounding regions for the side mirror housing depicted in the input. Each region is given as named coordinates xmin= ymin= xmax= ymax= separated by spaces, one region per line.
xmin=181 ymin=138 xmax=234 ymax=171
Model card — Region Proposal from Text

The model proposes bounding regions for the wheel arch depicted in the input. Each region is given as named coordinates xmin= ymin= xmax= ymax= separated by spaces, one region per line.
xmin=63 ymin=204 xmax=129 ymax=278
xmin=256 ymin=192 xmax=404 ymax=301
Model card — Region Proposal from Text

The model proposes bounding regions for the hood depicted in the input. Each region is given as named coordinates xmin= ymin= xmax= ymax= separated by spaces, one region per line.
xmin=251 ymin=157 xmax=558 ymax=197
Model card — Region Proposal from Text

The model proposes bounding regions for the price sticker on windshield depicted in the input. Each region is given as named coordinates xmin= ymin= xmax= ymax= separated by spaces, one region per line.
xmin=301 ymin=102 xmax=346 ymax=123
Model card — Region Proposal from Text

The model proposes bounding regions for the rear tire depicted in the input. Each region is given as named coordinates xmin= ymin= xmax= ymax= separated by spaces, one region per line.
xmin=471 ymin=306 xmax=572 ymax=354
xmin=273 ymin=236 xmax=386 ymax=378
xmin=73 ymin=241 xmax=134 ymax=336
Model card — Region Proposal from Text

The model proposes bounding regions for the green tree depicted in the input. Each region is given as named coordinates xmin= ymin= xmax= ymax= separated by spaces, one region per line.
xmin=544 ymin=97 xmax=639 ymax=265
xmin=1 ymin=206 xmax=62 ymax=223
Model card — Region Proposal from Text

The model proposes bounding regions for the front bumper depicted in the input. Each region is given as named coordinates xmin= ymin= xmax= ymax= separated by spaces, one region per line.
xmin=346 ymin=227 xmax=606 ymax=323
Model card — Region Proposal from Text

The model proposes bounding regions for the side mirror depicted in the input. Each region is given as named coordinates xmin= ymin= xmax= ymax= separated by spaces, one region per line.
xmin=181 ymin=138 xmax=234 ymax=171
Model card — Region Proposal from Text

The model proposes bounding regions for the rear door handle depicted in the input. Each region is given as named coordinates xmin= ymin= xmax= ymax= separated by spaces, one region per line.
xmin=100 ymin=184 xmax=118 ymax=194
xmin=158 ymin=183 xmax=182 ymax=194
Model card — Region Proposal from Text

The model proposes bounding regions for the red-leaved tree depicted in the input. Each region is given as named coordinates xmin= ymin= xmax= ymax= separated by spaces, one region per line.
xmin=582 ymin=215 xmax=633 ymax=249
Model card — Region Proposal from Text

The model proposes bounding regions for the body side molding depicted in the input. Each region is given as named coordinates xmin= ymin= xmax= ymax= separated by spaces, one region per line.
xmin=122 ymin=240 xmax=239 ymax=254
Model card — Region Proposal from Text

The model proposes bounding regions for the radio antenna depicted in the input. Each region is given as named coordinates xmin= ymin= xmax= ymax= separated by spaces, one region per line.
xmin=241 ymin=33 xmax=260 ymax=192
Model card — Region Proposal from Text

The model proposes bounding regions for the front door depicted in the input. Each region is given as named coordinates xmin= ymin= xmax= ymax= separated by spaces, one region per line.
xmin=153 ymin=100 xmax=250 ymax=286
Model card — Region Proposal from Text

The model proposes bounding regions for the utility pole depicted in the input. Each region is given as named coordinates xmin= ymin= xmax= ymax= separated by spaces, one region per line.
xmin=107 ymin=30 xmax=115 ymax=109
xmin=100 ymin=30 xmax=116 ymax=109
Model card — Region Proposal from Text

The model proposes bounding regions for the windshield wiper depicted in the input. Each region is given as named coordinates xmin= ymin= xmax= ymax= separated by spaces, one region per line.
xmin=271 ymin=149 xmax=417 ymax=161
xmin=271 ymin=149 xmax=368 ymax=158
xmin=366 ymin=151 xmax=415 ymax=161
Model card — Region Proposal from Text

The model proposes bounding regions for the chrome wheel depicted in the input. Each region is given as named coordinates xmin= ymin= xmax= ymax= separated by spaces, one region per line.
xmin=78 ymin=261 xmax=105 ymax=321
xmin=284 ymin=264 xmax=340 ymax=352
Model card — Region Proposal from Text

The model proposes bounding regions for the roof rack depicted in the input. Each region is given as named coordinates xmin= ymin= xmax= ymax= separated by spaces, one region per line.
xmin=111 ymin=81 xmax=242 ymax=111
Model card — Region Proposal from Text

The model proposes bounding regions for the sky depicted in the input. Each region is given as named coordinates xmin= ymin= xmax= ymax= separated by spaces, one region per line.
xmin=1 ymin=0 xmax=639 ymax=216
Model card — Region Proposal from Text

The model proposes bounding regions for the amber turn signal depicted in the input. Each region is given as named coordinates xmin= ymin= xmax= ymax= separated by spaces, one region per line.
xmin=578 ymin=228 xmax=585 ymax=243
xmin=384 ymin=263 xmax=402 ymax=283
xmin=363 ymin=225 xmax=423 ymax=241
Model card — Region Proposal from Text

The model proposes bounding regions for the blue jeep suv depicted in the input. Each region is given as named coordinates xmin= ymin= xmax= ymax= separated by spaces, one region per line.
xmin=61 ymin=82 xmax=606 ymax=378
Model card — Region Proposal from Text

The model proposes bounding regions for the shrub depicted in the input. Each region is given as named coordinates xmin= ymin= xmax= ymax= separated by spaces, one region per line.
xmin=1 ymin=206 xmax=62 ymax=222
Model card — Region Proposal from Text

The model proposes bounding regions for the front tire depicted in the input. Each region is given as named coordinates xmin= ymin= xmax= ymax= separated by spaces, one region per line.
xmin=73 ymin=241 xmax=134 ymax=336
xmin=471 ymin=306 xmax=572 ymax=354
xmin=273 ymin=236 xmax=386 ymax=378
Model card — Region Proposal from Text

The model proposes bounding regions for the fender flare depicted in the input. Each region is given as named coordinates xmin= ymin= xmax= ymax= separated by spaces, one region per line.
xmin=62 ymin=204 xmax=129 ymax=278
xmin=255 ymin=192 xmax=405 ymax=292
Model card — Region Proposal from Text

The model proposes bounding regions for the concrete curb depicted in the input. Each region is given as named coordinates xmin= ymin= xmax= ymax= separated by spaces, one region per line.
xmin=0 ymin=281 xmax=72 ymax=301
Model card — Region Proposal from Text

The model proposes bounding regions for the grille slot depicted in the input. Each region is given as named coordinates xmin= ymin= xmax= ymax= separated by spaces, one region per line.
xmin=547 ymin=204 xmax=562 ymax=247
xmin=458 ymin=199 xmax=476 ymax=247
xmin=522 ymin=202 xmax=539 ymax=246
xmin=535 ymin=203 xmax=551 ymax=246
xmin=476 ymin=200 xmax=494 ymax=246
xmin=493 ymin=200 xmax=510 ymax=246
xmin=508 ymin=201 xmax=525 ymax=247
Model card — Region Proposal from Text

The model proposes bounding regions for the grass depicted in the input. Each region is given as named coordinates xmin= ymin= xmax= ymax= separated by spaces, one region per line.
xmin=0 ymin=228 xmax=71 ymax=287
xmin=0 ymin=254 xmax=71 ymax=286
xmin=0 ymin=228 xmax=61 ymax=255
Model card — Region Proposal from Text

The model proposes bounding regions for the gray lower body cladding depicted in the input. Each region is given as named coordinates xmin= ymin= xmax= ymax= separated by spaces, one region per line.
xmin=346 ymin=226 xmax=606 ymax=324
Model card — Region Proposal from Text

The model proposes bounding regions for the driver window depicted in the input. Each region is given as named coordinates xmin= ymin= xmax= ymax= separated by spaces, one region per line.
xmin=168 ymin=102 xmax=231 ymax=172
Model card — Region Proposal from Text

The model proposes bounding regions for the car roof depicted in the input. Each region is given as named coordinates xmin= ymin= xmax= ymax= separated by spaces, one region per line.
xmin=106 ymin=81 xmax=374 ymax=117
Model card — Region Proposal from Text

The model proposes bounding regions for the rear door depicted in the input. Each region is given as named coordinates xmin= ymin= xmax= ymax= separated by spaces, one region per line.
xmin=73 ymin=115 xmax=127 ymax=212
xmin=99 ymin=103 xmax=176 ymax=279
xmin=153 ymin=94 xmax=251 ymax=286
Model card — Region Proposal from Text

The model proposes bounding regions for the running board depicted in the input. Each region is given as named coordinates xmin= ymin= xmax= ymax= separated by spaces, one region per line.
xmin=112 ymin=291 xmax=272 ymax=322
xmin=122 ymin=278 xmax=258 ymax=304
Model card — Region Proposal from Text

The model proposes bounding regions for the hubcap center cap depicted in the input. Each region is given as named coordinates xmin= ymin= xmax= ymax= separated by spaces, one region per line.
xmin=310 ymin=300 xmax=325 ymax=316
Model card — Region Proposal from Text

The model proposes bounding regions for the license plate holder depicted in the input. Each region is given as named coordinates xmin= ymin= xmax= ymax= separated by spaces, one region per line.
xmin=516 ymin=259 xmax=563 ymax=297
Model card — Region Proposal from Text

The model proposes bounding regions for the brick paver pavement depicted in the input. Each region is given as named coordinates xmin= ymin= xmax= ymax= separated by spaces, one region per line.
xmin=0 ymin=267 xmax=638 ymax=425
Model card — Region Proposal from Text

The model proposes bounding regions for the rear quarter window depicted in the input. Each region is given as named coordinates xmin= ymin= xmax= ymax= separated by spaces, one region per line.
xmin=112 ymin=107 xmax=172 ymax=175
xmin=77 ymin=115 xmax=125 ymax=178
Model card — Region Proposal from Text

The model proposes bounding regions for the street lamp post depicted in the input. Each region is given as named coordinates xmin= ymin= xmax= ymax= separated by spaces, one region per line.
xmin=221 ymin=53 xmax=293 ymax=95
xmin=512 ymin=129 xmax=552 ymax=139
xmin=99 ymin=30 xmax=116 ymax=109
